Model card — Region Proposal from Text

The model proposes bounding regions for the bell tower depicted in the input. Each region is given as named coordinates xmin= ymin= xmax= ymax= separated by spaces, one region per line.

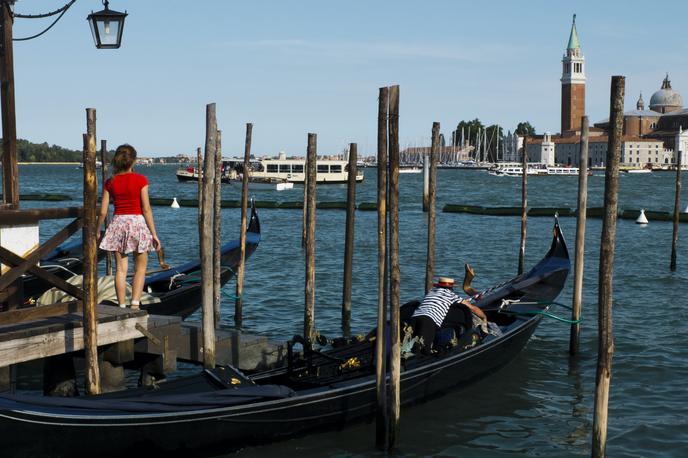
xmin=561 ymin=14 xmax=586 ymax=134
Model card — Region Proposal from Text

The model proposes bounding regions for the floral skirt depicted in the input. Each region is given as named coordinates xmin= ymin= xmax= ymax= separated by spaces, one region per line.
xmin=99 ymin=214 xmax=155 ymax=254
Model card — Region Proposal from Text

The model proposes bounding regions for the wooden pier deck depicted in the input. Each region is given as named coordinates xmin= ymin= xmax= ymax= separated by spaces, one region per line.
xmin=0 ymin=305 xmax=148 ymax=367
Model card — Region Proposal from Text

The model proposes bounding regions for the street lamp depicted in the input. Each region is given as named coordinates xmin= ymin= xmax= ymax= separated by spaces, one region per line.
xmin=87 ymin=1 xmax=127 ymax=49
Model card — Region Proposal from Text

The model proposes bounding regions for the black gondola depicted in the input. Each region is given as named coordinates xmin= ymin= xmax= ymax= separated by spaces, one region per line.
xmin=0 ymin=219 xmax=569 ymax=458
xmin=31 ymin=205 xmax=261 ymax=319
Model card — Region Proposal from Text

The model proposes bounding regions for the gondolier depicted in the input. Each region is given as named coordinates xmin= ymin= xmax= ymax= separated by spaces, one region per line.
xmin=411 ymin=277 xmax=487 ymax=354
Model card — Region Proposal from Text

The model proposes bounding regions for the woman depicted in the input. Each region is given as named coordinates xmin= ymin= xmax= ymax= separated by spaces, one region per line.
xmin=97 ymin=144 xmax=160 ymax=309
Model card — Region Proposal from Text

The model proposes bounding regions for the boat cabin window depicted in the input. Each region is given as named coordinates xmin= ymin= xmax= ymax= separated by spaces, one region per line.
xmin=317 ymin=164 xmax=329 ymax=173
xmin=330 ymin=164 xmax=342 ymax=173
xmin=279 ymin=164 xmax=291 ymax=173
xmin=292 ymin=164 xmax=304 ymax=173
xmin=267 ymin=164 xmax=278 ymax=173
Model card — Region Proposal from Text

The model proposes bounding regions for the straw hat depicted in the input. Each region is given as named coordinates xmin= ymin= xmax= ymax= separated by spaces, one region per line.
xmin=434 ymin=277 xmax=455 ymax=288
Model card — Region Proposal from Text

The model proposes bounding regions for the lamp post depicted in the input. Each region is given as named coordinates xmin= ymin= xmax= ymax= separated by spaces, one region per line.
xmin=87 ymin=1 xmax=127 ymax=49
xmin=1 ymin=1 xmax=17 ymax=209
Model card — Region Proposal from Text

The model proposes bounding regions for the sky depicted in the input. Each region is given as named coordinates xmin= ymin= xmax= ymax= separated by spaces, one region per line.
xmin=10 ymin=0 xmax=688 ymax=157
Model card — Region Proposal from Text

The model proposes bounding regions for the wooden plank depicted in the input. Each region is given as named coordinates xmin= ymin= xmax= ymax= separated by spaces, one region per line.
xmin=0 ymin=207 xmax=83 ymax=225
xmin=0 ymin=313 xmax=148 ymax=367
xmin=0 ymin=245 xmax=85 ymax=300
xmin=0 ymin=301 xmax=82 ymax=326
xmin=0 ymin=217 xmax=82 ymax=290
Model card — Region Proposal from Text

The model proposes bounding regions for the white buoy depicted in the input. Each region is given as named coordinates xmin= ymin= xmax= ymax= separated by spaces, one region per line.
xmin=171 ymin=197 xmax=180 ymax=208
xmin=636 ymin=208 xmax=648 ymax=225
xmin=684 ymin=204 xmax=688 ymax=214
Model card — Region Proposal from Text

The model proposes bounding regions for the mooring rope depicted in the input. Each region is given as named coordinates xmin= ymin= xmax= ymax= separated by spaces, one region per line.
xmin=499 ymin=299 xmax=582 ymax=324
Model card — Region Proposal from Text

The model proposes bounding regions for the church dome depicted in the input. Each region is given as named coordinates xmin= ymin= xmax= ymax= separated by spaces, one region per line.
xmin=649 ymin=75 xmax=683 ymax=113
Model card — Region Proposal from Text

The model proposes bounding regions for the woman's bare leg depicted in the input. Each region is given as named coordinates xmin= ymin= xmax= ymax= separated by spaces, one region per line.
xmin=113 ymin=251 xmax=128 ymax=305
xmin=131 ymin=251 xmax=148 ymax=307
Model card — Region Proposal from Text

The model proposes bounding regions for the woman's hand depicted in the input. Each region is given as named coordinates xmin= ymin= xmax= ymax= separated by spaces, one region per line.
xmin=152 ymin=235 xmax=161 ymax=250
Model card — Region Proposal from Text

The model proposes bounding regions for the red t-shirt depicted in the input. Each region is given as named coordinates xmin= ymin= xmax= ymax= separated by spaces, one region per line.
xmin=104 ymin=173 xmax=149 ymax=215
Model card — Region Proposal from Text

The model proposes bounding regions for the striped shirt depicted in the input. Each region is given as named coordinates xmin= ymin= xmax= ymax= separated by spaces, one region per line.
xmin=412 ymin=287 xmax=461 ymax=327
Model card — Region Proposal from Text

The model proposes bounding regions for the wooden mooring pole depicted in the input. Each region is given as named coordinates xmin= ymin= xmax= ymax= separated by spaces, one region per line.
xmin=83 ymin=110 xmax=101 ymax=394
xmin=302 ymin=155 xmax=308 ymax=248
xmin=387 ymin=84 xmax=401 ymax=450
xmin=592 ymin=75 xmax=624 ymax=458
xmin=422 ymin=152 xmax=429 ymax=212
xmin=518 ymin=136 xmax=528 ymax=275
xmin=304 ymin=133 xmax=317 ymax=343
xmin=213 ymin=130 xmax=222 ymax=328
xmin=570 ymin=116 xmax=589 ymax=356
xmin=670 ymin=147 xmax=682 ymax=271
xmin=200 ymin=103 xmax=217 ymax=369
xmin=341 ymin=143 xmax=357 ymax=338
xmin=375 ymin=86 xmax=389 ymax=449
xmin=569 ymin=116 xmax=589 ymax=355
xmin=197 ymin=146 xmax=203 ymax=249
xmin=236 ymin=123 xmax=252 ymax=329
xmin=425 ymin=122 xmax=439 ymax=294
xmin=100 ymin=139 xmax=112 ymax=276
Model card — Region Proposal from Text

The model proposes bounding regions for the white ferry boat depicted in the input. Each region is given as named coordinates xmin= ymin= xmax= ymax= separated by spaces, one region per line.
xmin=224 ymin=153 xmax=364 ymax=185
xmin=489 ymin=165 xmax=581 ymax=177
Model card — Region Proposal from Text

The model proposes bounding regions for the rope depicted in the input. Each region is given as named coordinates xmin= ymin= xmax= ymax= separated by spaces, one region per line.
xmin=13 ymin=0 xmax=77 ymax=41
xmin=499 ymin=299 xmax=582 ymax=324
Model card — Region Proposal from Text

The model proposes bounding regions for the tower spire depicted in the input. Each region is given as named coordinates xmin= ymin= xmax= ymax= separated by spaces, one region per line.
xmin=567 ymin=14 xmax=580 ymax=50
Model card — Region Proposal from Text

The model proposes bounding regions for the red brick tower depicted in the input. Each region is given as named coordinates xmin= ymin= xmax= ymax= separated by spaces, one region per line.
xmin=561 ymin=14 xmax=586 ymax=134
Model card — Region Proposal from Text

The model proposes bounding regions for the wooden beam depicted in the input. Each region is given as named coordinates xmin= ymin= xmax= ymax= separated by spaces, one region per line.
xmin=0 ymin=217 xmax=82 ymax=290
xmin=0 ymin=245 xmax=85 ymax=300
xmin=0 ymin=207 xmax=83 ymax=225
xmin=0 ymin=301 xmax=82 ymax=326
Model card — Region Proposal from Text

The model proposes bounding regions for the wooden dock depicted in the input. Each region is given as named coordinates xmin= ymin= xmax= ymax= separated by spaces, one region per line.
xmin=0 ymin=305 xmax=147 ymax=367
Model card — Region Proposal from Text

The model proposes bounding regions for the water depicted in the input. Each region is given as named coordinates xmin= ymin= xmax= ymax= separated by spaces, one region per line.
xmin=9 ymin=164 xmax=688 ymax=457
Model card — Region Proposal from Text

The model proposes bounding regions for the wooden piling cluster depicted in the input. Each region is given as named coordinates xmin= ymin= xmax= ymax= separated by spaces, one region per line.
xmin=592 ymin=75 xmax=625 ymax=458
xmin=372 ymin=84 xmax=402 ymax=451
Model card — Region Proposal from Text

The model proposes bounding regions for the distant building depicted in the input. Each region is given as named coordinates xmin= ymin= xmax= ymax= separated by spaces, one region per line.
xmin=524 ymin=15 xmax=686 ymax=168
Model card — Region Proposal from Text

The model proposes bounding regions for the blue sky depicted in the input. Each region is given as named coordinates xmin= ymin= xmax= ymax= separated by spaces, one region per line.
xmin=10 ymin=0 xmax=688 ymax=157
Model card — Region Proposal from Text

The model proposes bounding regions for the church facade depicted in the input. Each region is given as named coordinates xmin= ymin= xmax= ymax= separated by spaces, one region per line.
xmin=526 ymin=16 xmax=687 ymax=168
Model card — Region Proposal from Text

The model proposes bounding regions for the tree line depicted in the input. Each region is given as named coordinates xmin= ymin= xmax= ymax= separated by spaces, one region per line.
xmin=0 ymin=138 xmax=116 ymax=163
xmin=450 ymin=120 xmax=536 ymax=162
